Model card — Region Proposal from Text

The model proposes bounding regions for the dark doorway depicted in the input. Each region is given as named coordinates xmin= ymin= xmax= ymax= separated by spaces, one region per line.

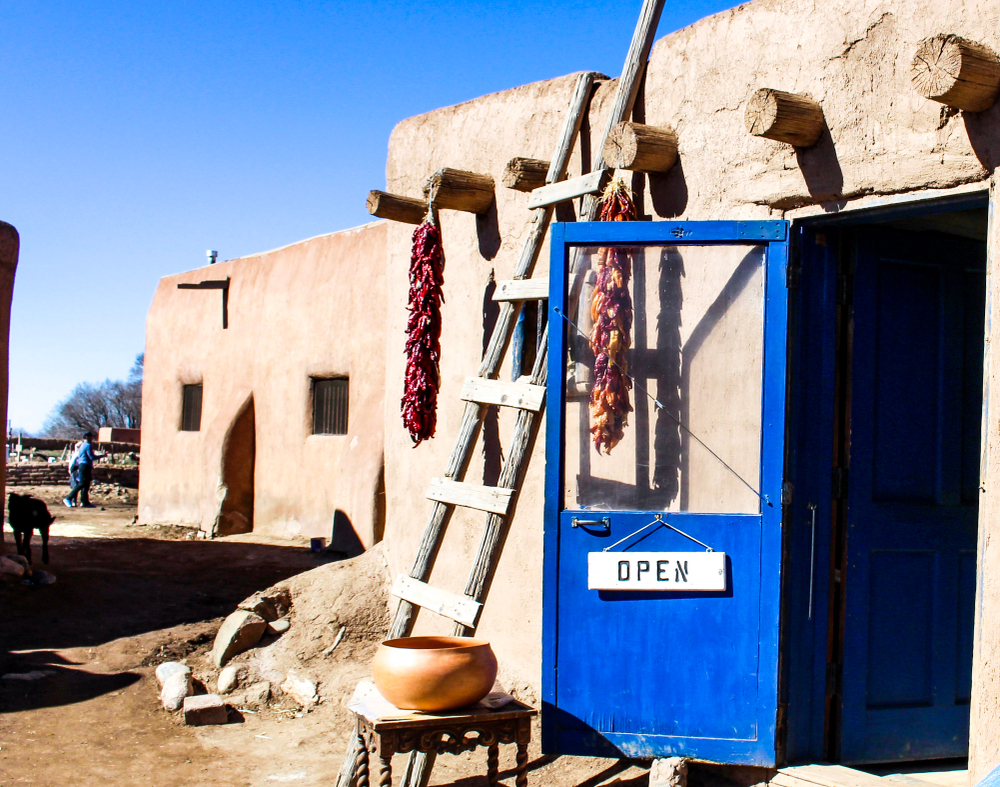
xmin=217 ymin=396 xmax=256 ymax=536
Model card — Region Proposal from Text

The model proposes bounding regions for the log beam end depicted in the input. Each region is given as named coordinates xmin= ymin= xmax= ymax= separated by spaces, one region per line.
xmin=502 ymin=158 xmax=551 ymax=192
xmin=366 ymin=190 xmax=426 ymax=225
xmin=602 ymin=121 xmax=678 ymax=173
xmin=745 ymin=88 xmax=825 ymax=148
xmin=911 ymin=34 xmax=1000 ymax=112
xmin=424 ymin=168 xmax=495 ymax=214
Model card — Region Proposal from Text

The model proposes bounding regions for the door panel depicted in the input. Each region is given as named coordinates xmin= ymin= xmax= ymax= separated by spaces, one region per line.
xmin=840 ymin=228 xmax=983 ymax=763
xmin=544 ymin=221 xmax=789 ymax=765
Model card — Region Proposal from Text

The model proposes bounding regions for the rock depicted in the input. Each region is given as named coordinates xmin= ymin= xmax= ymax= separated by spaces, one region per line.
xmin=160 ymin=671 xmax=192 ymax=711
xmin=649 ymin=757 xmax=688 ymax=787
xmin=155 ymin=662 xmax=190 ymax=688
xmin=267 ymin=619 xmax=290 ymax=636
xmin=183 ymin=694 xmax=228 ymax=726
xmin=280 ymin=670 xmax=318 ymax=709
xmin=0 ymin=557 xmax=25 ymax=578
xmin=218 ymin=665 xmax=241 ymax=695
xmin=244 ymin=681 xmax=271 ymax=706
xmin=31 ymin=571 xmax=56 ymax=586
xmin=238 ymin=587 xmax=292 ymax=623
xmin=212 ymin=610 xmax=267 ymax=667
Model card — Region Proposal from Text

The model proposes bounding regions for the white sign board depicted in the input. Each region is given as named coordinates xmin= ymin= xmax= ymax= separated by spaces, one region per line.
xmin=588 ymin=552 xmax=727 ymax=591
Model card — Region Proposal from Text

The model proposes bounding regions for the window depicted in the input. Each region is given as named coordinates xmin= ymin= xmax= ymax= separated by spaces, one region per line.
xmin=181 ymin=384 xmax=203 ymax=431
xmin=313 ymin=378 xmax=349 ymax=435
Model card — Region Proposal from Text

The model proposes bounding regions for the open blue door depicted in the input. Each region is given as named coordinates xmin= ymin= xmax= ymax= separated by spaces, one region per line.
xmin=543 ymin=221 xmax=789 ymax=765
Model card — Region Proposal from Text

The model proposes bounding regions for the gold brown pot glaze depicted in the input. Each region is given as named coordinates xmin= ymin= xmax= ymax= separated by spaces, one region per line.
xmin=372 ymin=636 xmax=498 ymax=712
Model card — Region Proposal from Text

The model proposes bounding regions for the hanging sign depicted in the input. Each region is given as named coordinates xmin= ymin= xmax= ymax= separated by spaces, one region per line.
xmin=588 ymin=551 xmax=727 ymax=591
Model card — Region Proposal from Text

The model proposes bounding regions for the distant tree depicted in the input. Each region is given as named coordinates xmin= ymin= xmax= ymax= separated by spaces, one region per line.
xmin=40 ymin=353 xmax=144 ymax=438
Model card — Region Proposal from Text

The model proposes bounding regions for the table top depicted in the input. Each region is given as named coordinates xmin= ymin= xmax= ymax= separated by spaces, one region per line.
xmin=348 ymin=678 xmax=537 ymax=730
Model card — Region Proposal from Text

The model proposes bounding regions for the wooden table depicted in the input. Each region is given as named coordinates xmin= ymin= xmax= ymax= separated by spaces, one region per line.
xmin=348 ymin=680 xmax=536 ymax=787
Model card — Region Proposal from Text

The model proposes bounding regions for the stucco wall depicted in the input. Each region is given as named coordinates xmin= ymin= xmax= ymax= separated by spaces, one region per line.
xmin=138 ymin=222 xmax=387 ymax=549
xmin=377 ymin=0 xmax=1000 ymax=771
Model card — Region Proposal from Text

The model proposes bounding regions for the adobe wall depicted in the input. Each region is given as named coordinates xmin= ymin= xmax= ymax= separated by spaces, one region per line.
xmin=379 ymin=0 xmax=1000 ymax=773
xmin=138 ymin=222 xmax=387 ymax=550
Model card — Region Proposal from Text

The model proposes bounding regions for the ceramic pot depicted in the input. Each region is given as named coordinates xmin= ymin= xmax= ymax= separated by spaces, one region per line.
xmin=372 ymin=636 xmax=498 ymax=712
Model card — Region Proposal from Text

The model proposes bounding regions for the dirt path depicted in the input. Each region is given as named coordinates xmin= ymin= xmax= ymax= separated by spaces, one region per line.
xmin=0 ymin=486 xmax=652 ymax=787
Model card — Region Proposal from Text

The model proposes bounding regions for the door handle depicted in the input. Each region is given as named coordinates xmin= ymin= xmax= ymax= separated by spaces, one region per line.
xmin=571 ymin=517 xmax=611 ymax=532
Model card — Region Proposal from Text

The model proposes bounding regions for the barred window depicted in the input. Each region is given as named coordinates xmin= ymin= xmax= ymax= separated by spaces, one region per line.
xmin=313 ymin=378 xmax=349 ymax=435
xmin=181 ymin=384 xmax=203 ymax=432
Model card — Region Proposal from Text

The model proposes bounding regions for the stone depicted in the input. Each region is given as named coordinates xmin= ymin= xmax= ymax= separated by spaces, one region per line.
xmin=218 ymin=665 xmax=241 ymax=695
xmin=160 ymin=671 xmax=192 ymax=711
xmin=649 ymin=757 xmax=688 ymax=787
xmin=244 ymin=681 xmax=271 ymax=706
xmin=237 ymin=587 xmax=292 ymax=623
xmin=0 ymin=557 xmax=25 ymax=578
xmin=183 ymin=694 xmax=228 ymax=726
xmin=280 ymin=670 xmax=318 ymax=709
xmin=155 ymin=661 xmax=191 ymax=687
xmin=267 ymin=618 xmax=290 ymax=636
xmin=211 ymin=610 xmax=267 ymax=667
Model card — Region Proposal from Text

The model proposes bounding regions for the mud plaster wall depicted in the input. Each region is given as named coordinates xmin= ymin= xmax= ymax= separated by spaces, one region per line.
xmin=139 ymin=222 xmax=386 ymax=548
xmin=379 ymin=0 xmax=1000 ymax=772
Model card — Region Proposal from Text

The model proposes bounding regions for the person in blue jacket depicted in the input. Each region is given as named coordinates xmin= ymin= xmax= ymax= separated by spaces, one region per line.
xmin=64 ymin=433 xmax=103 ymax=508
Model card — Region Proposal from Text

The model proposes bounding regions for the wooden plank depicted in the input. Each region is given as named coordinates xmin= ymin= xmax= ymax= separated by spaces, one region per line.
xmin=527 ymin=169 xmax=610 ymax=209
xmin=426 ymin=479 xmax=514 ymax=516
xmin=492 ymin=278 xmax=549 ymax=302
xmin=460 ymin=377 xmax=545 ymax=411
xmin=391 ymin=574 xmax=482 ymax=628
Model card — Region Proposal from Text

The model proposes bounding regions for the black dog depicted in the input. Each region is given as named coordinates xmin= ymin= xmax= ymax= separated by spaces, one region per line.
xmin=8 ymin=493 xmax=54 ymax=565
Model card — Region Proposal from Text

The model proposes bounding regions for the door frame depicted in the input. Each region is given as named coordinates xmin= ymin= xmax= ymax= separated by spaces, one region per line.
xmin=543 ymin=220 xmax=789 ymax=764
xmin=781 ymin=190 xmax=991 ymax=765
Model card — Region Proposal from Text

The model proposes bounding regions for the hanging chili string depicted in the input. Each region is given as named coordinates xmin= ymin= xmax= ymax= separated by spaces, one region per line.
xmin=589 ymin=173 xmax=636 ymax=454
xmin=401 ymin=211 xmax=445 ymax=445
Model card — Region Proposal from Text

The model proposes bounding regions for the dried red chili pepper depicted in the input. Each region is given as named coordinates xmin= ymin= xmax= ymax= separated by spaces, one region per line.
xmin=401 ymin=218 xmax=445 ymax=445
xmin=589 ymin=174 xmax=635 ymax=454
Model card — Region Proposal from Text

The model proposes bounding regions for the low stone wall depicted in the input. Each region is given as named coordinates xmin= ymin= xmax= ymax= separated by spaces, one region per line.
xmin=5 ymin=464 xmax=139 ymax=489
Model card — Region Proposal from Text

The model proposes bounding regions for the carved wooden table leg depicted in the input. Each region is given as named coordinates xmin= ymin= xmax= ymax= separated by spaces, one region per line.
xmin=355 ymin=723 xmax=370 ymax=787
xmin=486 ymin=743 xmax=500 ymax=787
xmin=515 ymin=742 xmax=528 ymax=787
xmin=378 ymin=756 xmax=393 ymax=787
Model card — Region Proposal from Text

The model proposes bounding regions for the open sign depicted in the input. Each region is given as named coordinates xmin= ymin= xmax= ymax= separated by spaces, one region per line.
xmin=588 ymin=552 xmax=727 ymax=591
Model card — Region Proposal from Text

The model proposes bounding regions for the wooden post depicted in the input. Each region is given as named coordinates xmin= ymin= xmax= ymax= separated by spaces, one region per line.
xmin=367 ymin=191 xmax=427 ymax=225
xmin=602 ymin=121 xmax=677 ymax=173
xmin=423 ymin=168 xmax=495 ymax=214
xmin=502 ymin=158 xmax=550 ymax=192
xmin=911 ymin=35 xmax=1000 ymax=112
xmin=745 ymin=88 xmax=825 ymax=147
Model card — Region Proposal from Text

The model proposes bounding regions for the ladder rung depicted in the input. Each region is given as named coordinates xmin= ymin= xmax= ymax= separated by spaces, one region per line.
xmin=460 ymin=377 xmax=545 ymax=411
xmin=492 ymin=278 xmax=549 ymax=302
xmin=391 ymin=574 xmax=482 ymax=628
xmin=426 ymin=478 xmax=515 ymax=516
xmin=527 ymin=169 xmax=610 ymax=209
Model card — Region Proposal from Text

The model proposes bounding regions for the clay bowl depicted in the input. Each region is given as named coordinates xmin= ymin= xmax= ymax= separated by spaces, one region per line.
xmin=372 ymin=636 xmax=497 ymax=712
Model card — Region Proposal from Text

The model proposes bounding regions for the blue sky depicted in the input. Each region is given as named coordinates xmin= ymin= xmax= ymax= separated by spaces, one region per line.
xmin=1 ymin=0 xmax=738 ymax=433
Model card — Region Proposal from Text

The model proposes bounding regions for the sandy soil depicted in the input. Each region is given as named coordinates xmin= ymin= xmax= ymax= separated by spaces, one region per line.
xmin=0 ymin=486 xmax=653 ymax=787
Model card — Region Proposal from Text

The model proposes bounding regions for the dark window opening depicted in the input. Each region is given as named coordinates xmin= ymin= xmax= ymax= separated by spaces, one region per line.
xmin=313 ymin=378 xmax=349 ymax=435
xmin=181 ymin=384 xmax=203 ymax=431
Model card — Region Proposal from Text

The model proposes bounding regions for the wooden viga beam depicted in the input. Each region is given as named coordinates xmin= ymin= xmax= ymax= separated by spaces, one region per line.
xmin=911 ymin=34 xmax=1000 ymax=112
xmin=502 ymin=157 xmax=550 ymax=192
xmin=602 ymin=121 xmax=678 ymax=173
xmin=366 ymin=190 xmax=427 ymax=225
xmin=745 ymin=88 xmax=825 ymax=148
xmin=423 ymin=168 xmax=495 ymax=214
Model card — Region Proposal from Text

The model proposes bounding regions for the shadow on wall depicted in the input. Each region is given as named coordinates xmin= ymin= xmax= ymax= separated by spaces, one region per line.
xmin=795 ymin=121 xmax=844 ymax=202
xmin=965 ymin=100 xmax=1000 ymax=171
xmin=216 ymin=396 xmax=256 ymax=536
xmin=329 ymin=509 xmax=365 ymax=558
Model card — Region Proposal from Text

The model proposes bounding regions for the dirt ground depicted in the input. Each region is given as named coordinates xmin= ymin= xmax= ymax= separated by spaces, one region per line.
xmin=0 ymin=485 xmax=657 ymax=787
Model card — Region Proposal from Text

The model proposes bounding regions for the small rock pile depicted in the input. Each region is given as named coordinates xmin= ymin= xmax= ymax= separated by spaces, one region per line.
xmin=1 ymin=553 xmax=57 ymax=586
xmin=90 ymin=482 xmax=134 ymax=502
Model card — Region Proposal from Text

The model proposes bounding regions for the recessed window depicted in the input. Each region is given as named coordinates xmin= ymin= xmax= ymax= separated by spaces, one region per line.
xmin=181 ymin=384 xmax=203 ymax=431
xmin=313 ymin=378 xmax=349 ymax=435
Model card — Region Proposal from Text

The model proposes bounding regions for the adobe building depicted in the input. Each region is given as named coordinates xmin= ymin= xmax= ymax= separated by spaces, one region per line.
xmin=140 ymin=0 xmax=1000 ymax=779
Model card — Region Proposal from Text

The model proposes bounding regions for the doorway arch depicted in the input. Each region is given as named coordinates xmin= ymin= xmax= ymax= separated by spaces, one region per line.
xmin=216 ymin=395 xmax=255 ymax=536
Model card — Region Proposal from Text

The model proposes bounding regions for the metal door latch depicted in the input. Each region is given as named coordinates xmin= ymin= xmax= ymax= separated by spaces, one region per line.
xmin=571 ymin=517 xmax=610 ymax=531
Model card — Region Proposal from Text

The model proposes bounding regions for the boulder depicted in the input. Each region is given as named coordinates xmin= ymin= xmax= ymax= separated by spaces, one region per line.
xmin=212 ymin=610 xmax=267 ymax=667
xmin=244 ymin=681 xmax=271 ymax=707
xmin=0 ymin=557 xmax=24 ymax=578
xmin=237 ymin=587 xmax=292 ymax=623
xmin=154 ymin=661 xmax=190 ymax=687
xmin=160 ymin=671 xmax=192 ymax=711
xmin=266 ymin=619 xmax=290 ymax=636
xmin=218 ymin=665 xmax=241 ymax=695
xmin=649 ymin=758 xmax=688 ymax=787
xmin=280 ymin=670 xmax=318 ymax=709
xmin=183 ymin=694 xmax=228 ymax=726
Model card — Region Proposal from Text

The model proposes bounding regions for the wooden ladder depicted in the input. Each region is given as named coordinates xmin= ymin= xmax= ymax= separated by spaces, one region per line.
xmin=338 ymin=4 xmax=665 ymax=785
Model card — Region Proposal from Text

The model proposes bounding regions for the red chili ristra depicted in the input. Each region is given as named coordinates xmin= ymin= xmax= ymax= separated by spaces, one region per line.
xmin=589 ymin=174 xmax=635 ymax=454
xmin=401 ymin=219 xmax=445 ymax=445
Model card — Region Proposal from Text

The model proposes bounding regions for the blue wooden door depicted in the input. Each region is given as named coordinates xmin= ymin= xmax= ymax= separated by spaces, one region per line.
xmin=544 ymin=221 xmax=789 ymax=765
xmin=840 ymin=227 xmax=983 ymax=763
